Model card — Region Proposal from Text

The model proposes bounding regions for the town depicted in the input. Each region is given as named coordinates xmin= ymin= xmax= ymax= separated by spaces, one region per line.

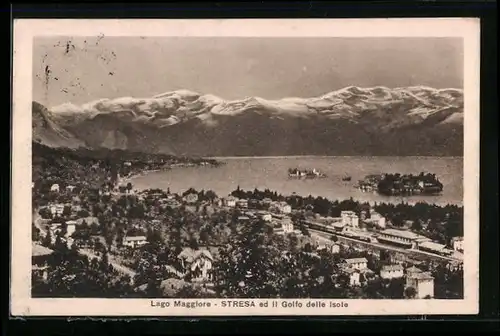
xmin=31 ymin=142 xmax=464 ymax=300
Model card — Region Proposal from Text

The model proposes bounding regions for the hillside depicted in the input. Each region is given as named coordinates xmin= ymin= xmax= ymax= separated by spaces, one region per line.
xmin=34 ymin=86 xmax=464 ymax=156
xmin=32 ymin=101 xmax=86 ymax=149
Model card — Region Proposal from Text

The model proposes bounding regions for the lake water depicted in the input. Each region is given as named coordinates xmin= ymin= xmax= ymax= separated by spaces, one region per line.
xmin=130 ymin=156 xmax=463 ymax=206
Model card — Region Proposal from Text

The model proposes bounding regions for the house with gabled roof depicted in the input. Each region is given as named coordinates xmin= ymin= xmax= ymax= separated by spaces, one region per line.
xmin=177 ymin=247 xmax=214 ymax=282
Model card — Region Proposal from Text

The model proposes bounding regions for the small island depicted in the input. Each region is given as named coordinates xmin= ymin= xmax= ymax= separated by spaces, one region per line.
xmin=288 ymin=168 xmax=327 ymax=179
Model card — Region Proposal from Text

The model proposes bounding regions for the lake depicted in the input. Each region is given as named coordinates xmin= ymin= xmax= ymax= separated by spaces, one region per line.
xmin=130 ymin=156 xmax=463 ymax=206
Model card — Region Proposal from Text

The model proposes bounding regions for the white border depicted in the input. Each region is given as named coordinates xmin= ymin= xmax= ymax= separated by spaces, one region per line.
xmin=11 ymin=18 xmax=480 ymax=316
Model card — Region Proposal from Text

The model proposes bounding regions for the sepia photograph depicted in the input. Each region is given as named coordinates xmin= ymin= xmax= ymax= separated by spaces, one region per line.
xmin=11 ymin=18 xmax=480 ymax=316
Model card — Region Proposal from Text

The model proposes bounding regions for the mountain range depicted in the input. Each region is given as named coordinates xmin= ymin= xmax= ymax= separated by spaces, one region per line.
xmin=32 ymin=86 xmax=464 ymax=157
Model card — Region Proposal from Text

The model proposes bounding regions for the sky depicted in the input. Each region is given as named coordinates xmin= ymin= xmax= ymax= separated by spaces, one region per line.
xmin=32 ymin=36 xmax=463 ymax=108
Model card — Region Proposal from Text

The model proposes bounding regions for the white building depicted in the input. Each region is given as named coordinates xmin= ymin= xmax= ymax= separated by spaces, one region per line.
xmin=344 ymin=257 xmax=368 ymax=271
xmin=368 ymin=212 xmax=386 ymax=228
xmin=236 ymin=199 xmax=248 ymax=209
xmin=345 ymin=268 xmax=361 ymax=286
xmin=341 ymin=211 xmax=359 ymax=228
xmin=258 ymin=212 xmax=272 ymax=222
xmin=451 ymin=236 xmax=464 ymax=252
xmin=66 ymin=185 xmax=76 ymax=192
xmin=316 ymin=243 xmax=340 ymax=254
xmin=183 ymin=193 xmax=199 ymax=204
xmin=380 ymin=264 xmax=404 ymax=279
xmin=49 ymin=204 xmax=65 ymax=217
xmin=282 ymin=219 xmax=294 ymax=234
xmin=279 ymin=202 xmax=292 ymax=214
xmin=65 ymin=220 xmax=78 ymax=237
xmin=50 ymin=184 xmax=60 ymax=192
xmin=122 ymin=236 xmax=148 ymax=248
xmin=376 ymin=229 xmax=430 ymax=249
xmin=418 ymin=241 xmax=450 ymax=255
xmin=405 ymin=272 xmax=435 ymax=299
xmin=224 ymin=196 xmax=237 ymax=207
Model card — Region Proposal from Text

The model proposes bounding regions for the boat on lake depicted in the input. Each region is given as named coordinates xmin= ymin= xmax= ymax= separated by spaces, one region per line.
xmin=342 ymin=174 xmax=352 ymax=181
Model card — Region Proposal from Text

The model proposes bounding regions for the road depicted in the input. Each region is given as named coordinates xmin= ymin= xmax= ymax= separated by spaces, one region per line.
xmin=308 ymin=228 xmax=462 ymax=263
xmin=80 ymin=248 xmax=137 ymax=282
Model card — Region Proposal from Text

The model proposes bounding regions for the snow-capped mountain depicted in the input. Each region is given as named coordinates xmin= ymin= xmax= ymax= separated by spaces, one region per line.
xmin=33 ymin=86 xmax=464 ymax=156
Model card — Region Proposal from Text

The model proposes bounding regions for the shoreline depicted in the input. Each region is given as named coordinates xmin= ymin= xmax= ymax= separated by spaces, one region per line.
xmin=122 ymin=161 xmax=462 ymax=207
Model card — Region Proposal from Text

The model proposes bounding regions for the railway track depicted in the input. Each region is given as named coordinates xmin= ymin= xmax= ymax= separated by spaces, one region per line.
xmin=308 ymin=228 xmax=461 ymax=263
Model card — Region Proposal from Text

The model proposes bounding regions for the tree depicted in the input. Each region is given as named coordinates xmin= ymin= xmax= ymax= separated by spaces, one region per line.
xmin=189 ymin=238 xmax=199 ymax=250
xmin=32 ymin=224 xmax=41 ymax=242
xmin=62 ymin=205 xmax=72 ymax=218
xmin=405 ymin=286 xmax=417 ymax=299
xmin=42 ymin=230 xmax=53 ymax=247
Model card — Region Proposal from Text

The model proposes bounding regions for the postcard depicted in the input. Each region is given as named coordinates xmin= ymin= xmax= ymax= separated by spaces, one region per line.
xmin=11 ymin=18 xmax=480 ymax=316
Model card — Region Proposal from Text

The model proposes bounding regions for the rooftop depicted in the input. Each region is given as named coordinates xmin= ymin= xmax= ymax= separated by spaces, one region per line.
xmin=345 ymin=257 xmax=368 ymax=264
xmin=178 ymin=247 xmax=214 ymax=263
xmin=406 ymin=266 xmax=422 ymax=273
xmin=379 ymin=229 xmax=426 ymax=240
xmin=419 ymin=241 xmax=447 ymax=251
xmin=381 ymin=265 xmax=404 ymax=272
xmin=408 ymin=272 xmax=434 ymax=280
xmin=124 ymin=236 xmax=147 ymax=241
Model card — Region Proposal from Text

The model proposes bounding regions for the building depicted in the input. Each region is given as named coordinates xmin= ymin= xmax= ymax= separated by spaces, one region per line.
xmin=261 ymin=198 xmax=273 ymax=207
xmin=405 ymin=272 xmax=435 ymax=299
xmin=366 ymin=212 xmax=386 ymax=228
xmin=405 ymin=266 xmax=423 ymax=278
xmin=49 ymin=204 xmax=65 ymax=217
xmin=177 ymin=248 xmax=214 ymax=281
xmin=183 ymin=193 xmax=199 ymax=204
xmin=376 ymin=229 xmax=430 ymax=249
xmin=279 ymin=202 xmax=292 ymax=214
xmin=50 ymin=184 xmax=60 ymax=192
xmin=418 ymin=241 xmax=451 ymax=255
xmin=380 ymin=264 xmax=404 ymax=279
xmin=65 ymin=220 xmax=78 ymax=237
xmin=282 ymin=218 xmax=294 ymax=234
xmin=257 ymin=211 xmax=272 ymax=222
xmin=341 ymin=211 xmax=359 ymax=228
xmin=224 ymin=196 xmax=237 ymax=207
xmin=316 ymin=243 xmax=340 ymax=254
xmin=32 ymin=243 xmax=54 ymax=282
xmin=122 ymin=235 xmax=148 ymax=248
xmin=345 ymin=268 xmax=361 ymax=286
xmin=236 ymin=199 xmax=248 ymax=209
xmin=65 ymin=185 xmax=76 ymax=192
xmin=451 ymin=236 xmax=464 ymax=252
xmin=238 ymin=216 xmax=250 ymax=223
xmin=344 ymin=257 xmax=368 ymax=271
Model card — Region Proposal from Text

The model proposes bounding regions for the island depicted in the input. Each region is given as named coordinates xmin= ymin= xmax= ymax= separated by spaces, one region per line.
xmin=357 ymin=173 xmax=444 ymax=196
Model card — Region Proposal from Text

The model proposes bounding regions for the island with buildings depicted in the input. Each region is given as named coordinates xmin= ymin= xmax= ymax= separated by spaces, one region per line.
xmin=357 ymin=172 xmax=444 ymax=196
xmin=288 ymin=168 xmax=327 ymax=179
